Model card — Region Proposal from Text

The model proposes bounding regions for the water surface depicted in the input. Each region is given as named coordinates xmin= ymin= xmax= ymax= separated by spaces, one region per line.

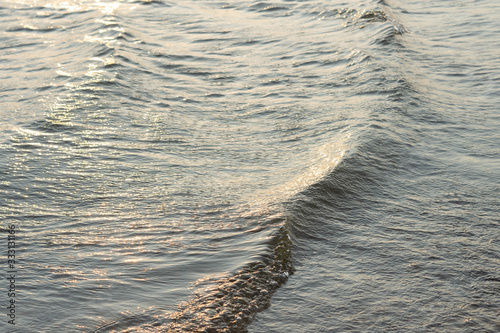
xmin=0 ymin=0 xmax=498 ymax=332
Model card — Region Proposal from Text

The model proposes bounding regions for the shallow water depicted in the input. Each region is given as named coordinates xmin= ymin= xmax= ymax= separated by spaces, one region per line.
xmin=0 ymin=0 xmax=498 ymax=332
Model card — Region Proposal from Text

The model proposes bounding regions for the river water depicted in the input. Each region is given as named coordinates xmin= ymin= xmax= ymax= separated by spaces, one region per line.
xmin=0 ymin=0 xmax=499 ymax=332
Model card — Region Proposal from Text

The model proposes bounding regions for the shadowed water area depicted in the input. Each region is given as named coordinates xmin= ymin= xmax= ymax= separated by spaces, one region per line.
xmin=0 ymin=0 xmax=499 ymax=332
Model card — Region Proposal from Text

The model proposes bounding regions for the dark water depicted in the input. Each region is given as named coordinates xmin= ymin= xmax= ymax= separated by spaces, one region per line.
xmin=0 ymin=0 xmax=498 ymax=332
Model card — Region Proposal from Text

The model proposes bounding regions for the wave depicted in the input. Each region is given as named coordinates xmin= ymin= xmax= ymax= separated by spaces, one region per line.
xmin=0 ymin=0 xmax=420 ymax=332
xmin=86 ymin=2 xmax=413 ymax=333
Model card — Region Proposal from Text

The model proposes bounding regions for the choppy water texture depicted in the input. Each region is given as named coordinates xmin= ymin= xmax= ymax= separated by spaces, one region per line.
xmin=0 ymin=0 xmax=499 ymax=332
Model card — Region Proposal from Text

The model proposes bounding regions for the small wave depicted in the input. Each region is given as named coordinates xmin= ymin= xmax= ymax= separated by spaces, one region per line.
xmin=312 ymin=7 xmax=407 ymax=35
xmin=7 ymin=24 xmax=65 ymax=32
xmin=133 ymin=0 xmax=172 ymax=6
xmin=247 ymin=2 xmax=290 ymax=12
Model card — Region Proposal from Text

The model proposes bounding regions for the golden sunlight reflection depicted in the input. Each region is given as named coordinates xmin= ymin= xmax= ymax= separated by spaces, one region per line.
xmin=45 ymin=95 xmax=80 ymax=125
xmin=90 ymin=56 xmax=116 ymax=66
xmin=56 ymin=64 xmax=73 ymax=77
xmin=43 ymin=1 xmax=84 ymax=12
xmin=95 ymin=1 xmax=120 ymax=16
xmin=38 ymin=0 xmax=121 ymax=14
xmin=123 ymin=258 xmax=147 ymax=264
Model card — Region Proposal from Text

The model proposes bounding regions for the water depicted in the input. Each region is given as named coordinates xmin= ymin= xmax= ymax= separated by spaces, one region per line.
xmin=0 ymin=0 xmax=498 ymax=332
